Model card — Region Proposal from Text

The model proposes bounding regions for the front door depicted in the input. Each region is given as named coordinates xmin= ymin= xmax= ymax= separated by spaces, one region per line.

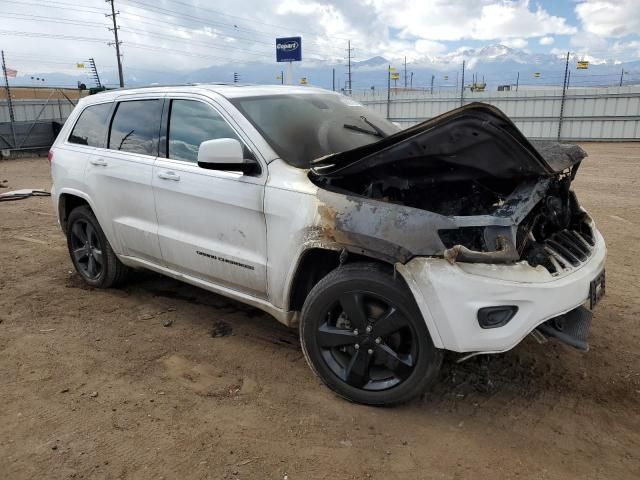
xmin=152 ymin=97 xmax=268 ymax=297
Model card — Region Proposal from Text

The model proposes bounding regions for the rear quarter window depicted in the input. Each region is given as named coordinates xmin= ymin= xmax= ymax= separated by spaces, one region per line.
xmin=68 ymin=102 xmax=112 ymax=147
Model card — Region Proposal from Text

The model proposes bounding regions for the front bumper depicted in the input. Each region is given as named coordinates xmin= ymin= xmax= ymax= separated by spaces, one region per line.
xmin=397 ymin=229 xmax=606 ymax=353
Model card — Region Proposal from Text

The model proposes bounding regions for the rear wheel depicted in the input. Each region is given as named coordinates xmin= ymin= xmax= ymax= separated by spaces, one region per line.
xmin=66 ymin=206 xmax=129 ymax=288
xmin=300 ymin=263 xmax=442 ymax=406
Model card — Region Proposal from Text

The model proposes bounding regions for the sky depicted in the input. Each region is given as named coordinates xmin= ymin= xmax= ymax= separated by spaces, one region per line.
xmin=1 ymin=0 xmax=640 ymax=82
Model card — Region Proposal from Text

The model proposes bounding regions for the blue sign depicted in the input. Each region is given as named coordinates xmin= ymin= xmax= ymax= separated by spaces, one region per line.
xmin=276 ymin=37 xmax=302 ymax=62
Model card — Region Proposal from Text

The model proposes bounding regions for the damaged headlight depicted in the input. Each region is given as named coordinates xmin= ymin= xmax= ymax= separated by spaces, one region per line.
xmin=438 ymin=227 xmax=486 ymax=251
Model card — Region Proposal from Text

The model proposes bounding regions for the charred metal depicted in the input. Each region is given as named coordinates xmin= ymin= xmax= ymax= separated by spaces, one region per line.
xmin=309 ymin=103 xmax=594 ymax=273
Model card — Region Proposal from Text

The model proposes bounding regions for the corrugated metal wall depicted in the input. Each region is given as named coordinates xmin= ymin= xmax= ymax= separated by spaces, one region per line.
xmin=353 ymin=85 xmax=640 ymax=141
xmin=0 ymin=99 xmax=74 ymax=123
xmin=0 ymin=97 xmax=75 ymax=152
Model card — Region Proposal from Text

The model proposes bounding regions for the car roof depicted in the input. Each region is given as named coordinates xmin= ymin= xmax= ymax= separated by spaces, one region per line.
xmin=81 ymin=83 xmax=334 ymax=104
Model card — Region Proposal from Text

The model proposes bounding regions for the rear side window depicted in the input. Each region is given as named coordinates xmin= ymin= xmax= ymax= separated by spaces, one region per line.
xmin=68 ymin=103 xmax=112 ymax=147
xmin=108 ymin=99 xmax=162 ymax=156
xmin=167 ymin=99 xmax=241 ymax=163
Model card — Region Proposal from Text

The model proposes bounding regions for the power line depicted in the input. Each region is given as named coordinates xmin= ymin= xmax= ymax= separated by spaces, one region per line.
xmin=118 ymin=0 xmax=342 ymax=56
xmin=5 ymin=0 xmax=343 ymax=61
xmin=117 ymin=10 xmax=335 ymax=60
xmin=161 ymin=0 xmax=351 ymax=42
xmin=0 ymin=12 xmax=106 ymax=27
xmin=0 ymin=28 xmax=249 ymax=64
xmin=2 ymin=0 xmax=109 ymax=14
xmin=119 ymin=28 xmax=272 ymax=57
xmin=0 ymin=29 xmax=110 ymax=43
xmin=0 ymin=12 xmax=288 ymax=60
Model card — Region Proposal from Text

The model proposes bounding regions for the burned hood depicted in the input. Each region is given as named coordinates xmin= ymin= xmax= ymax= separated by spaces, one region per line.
xmin=310 ymin=102 xmax=585 ymax=180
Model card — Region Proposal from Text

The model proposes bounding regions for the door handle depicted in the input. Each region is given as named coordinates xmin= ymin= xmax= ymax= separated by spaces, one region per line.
xmin=157 ymin=171 xmax=180 ymax=181
xmin=89 ymin=158 xmax=108 ymax=166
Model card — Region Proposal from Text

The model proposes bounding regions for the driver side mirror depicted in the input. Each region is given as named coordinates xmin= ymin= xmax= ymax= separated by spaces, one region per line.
xmin=197 ymin=138 xmax=259 ymax=175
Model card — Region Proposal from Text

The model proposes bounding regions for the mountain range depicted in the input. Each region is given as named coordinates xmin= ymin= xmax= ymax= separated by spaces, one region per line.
xmin=10 ymin=44 xmax=640 ymax=92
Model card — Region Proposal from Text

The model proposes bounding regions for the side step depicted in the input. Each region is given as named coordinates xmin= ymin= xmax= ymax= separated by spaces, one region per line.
xmin=536 ymin=306 xmax=592 ymax=352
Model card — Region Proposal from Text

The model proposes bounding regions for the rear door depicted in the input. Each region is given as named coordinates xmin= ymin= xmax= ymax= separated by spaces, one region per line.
xmin=84 ymin=94 xmax=164 ymax=262
xmin=152 ymin=95 xmax=268 ymax=297
xmin=54 ymin=101 xmax=113 ymax=204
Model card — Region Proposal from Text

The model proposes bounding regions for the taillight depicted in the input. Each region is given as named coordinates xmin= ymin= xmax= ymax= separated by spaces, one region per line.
xmin=48 ymin=149 xmax=54 ymax=163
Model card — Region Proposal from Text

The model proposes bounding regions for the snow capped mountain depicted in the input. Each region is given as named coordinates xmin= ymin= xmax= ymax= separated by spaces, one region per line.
xmin=352 ymin=56 xmax=389 ymax=68
xmin=11 ymin=44 xmax=638 ymax=90
xmin=399 ymin=44 xmax=564 ymax=70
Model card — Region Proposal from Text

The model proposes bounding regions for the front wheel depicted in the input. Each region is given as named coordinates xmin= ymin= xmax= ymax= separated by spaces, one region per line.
xmin=300 ymin=263 xmax=442 ymax=406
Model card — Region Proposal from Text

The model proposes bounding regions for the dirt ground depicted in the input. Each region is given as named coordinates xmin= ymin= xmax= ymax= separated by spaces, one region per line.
xmin=1 ymin=143 xmax=639 ymax=480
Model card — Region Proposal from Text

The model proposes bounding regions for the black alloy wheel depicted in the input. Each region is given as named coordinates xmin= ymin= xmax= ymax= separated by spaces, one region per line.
xmin=69 ymin=218 xmax=104 ymax=281
xmin=300 ymin=263 xmax=442 ymax=406
xmin=317 ymin=290 xmax=417 ymax=391
xmin=66 ymin=205 xmax=129 ymax=288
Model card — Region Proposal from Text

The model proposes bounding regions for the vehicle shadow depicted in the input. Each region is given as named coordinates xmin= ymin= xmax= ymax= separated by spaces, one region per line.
xmin=66 ymin=269 xmax=594 ymax=405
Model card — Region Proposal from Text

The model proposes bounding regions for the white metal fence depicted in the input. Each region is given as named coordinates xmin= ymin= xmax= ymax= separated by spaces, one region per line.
xmin=353 ymin=85 xmax=640 ymax=141
xmin=0 ymin=96 xmax=77 ymax=152
xmin=0 ymin=98 xmax=75 ymax=123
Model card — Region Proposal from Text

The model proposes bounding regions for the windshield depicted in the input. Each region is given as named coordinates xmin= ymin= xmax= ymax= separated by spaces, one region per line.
xmin=230 ymin=93 xmax=400 ymax=168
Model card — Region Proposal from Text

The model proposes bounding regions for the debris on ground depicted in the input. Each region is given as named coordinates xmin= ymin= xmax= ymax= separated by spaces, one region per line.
xmin=0 ymin=188 xmax=51 ymax=202
xmin=210 ymin=320 xmax=232 ymax=337
xmin=162 ymin=318 xmax=173 ymax=328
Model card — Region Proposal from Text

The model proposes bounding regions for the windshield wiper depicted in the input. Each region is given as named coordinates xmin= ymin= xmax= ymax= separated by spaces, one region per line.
xmin=360 ymin=115 xmax=388 ymax=138
xmin=343 ymin=116 xmax=388 ymax=138
xmin=343 ymin=123 xmax=383 ymax=137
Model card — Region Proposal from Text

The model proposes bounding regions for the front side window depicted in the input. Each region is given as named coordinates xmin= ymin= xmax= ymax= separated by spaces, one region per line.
xmin=108 ymin=99 xmax=162 ymax=155
xmin=167 ymin=99 xmax=241 ymax=163
xmin=68 ymin=103 xmax=112 ymax=147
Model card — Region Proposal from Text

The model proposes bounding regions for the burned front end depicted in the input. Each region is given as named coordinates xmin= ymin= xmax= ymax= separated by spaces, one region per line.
xmin=310 ymin=103 xmax=595 ymax=276
xmin=308 ymin=103 xmax=605 ymax=353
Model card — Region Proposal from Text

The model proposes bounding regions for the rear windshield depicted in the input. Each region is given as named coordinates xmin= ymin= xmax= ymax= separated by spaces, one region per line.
xmin=230 ymin=93 xmax=400 ymax=168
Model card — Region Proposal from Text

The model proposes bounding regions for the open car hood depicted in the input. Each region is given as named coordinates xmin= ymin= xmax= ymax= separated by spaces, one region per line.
xmin=310 ymin=102 xmax=585 ymax=179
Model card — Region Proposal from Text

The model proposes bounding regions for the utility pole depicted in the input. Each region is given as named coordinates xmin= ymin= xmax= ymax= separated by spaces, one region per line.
xmin=332 ymin=68 xmax=335 ymax=91
xmin=516 ymin=71 xmax=519 ymax=92
xmin=430 ymin=74 xmax=434 ymax=94
xmin=106 ymin=0 xmax=124 ymax=87
xmin=619 ymin=68 xmax=625 ymax=87
xmin=410 ymin=71 xmax=413 ymax=89
xmin=404 ymin=56 xmax=407 ymax=88
xmin=460 ymin=60 xmax=465 ymax=107
xmin=346 ymin=40 xmax=353 ymax=95
xmin=1 ymin=50 xmax=17 ymax=148
xmin=386 ymin=64 xmax=391 ymax=119
xmin=557 ymin=51 xmax=570 ymax=141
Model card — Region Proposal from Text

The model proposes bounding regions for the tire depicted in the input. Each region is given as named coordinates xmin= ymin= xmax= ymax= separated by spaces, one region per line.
xmin=300 ymin=262 xmax=442 ymax=406
xmin=66 ymin=205 xmax=129 ymax=288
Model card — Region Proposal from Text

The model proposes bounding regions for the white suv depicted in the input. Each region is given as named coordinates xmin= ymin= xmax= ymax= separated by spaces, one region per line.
xmin=50 ymin=84 xmax=606 ymax=405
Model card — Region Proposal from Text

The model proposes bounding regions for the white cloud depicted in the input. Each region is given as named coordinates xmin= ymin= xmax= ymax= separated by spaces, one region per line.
xmin=372 ymin=0 xmax=576 ymax=41
xmin=570 ymin=30 xmax=611 ymax=53
xmin=539 ymin=36 xmax=554 ymax=45
xmin=610 ymin=40 xmax=640 ymax=59
xmin=575 ymin=0 xmax=640 ymax=37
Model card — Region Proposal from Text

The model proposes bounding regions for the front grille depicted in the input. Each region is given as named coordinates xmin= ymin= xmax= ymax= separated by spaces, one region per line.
xmin=543 ymin=228 xmax=595 ymax=275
